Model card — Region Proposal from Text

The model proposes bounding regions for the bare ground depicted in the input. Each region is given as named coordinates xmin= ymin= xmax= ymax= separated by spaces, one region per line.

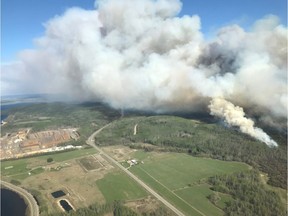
xmin=21 ymin=154 xmax=113 ymax=215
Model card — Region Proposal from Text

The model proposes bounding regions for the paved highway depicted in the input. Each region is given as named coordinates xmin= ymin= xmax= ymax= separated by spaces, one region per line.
xmin=86 ymin=123 xmax=186 ymax=216
xmin=1 ymin=180 xmax=39 ymax=216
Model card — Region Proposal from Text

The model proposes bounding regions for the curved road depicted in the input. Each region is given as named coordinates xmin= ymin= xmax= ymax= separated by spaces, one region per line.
xmin=1 ymin=180 xmax=39 ymax=216
xmin=86 ymin=123 xmax=186 ymax=216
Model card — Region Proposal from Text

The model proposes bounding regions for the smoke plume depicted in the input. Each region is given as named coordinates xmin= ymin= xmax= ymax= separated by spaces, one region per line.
xmin=1 ymin=0 xmax=287 ymax=146
xmin=209 ymin=98 xmax=278 ymax=147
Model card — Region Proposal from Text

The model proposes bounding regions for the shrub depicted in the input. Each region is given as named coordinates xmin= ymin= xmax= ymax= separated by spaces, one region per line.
xmin=47 ymin=157 xmax=53 ymax=163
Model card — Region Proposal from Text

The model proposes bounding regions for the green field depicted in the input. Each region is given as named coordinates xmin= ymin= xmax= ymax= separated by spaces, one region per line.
xmin=175 ymin=185 xmax=223 ymax=216
xmin=97 ymin=115 xmax=287 ymax=190
xmin=96 ymin=171 xmax=148 ymax=202
xmin=1 ymin=159 xmax=29 ymax=176
xmin=129 ymin=152 xmax=250 ymax=216
xmin=1 ymin=148 xmax=97 ymax=177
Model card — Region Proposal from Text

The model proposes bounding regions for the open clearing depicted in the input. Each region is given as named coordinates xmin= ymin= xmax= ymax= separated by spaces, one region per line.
xmin=96 ymin=171 xmax=148 ymax=202
xmin=1 ymin=148 xmax=107 ymax=214
xmin=1 ymin=148 xmax=98 ymax=177
xmin=1 ymin=147 xmax=167 ymax=215
xmin=126 ymin=150 xmax=250 ymax=216
xmin=78 ymin=155 xmax=103 ymax=171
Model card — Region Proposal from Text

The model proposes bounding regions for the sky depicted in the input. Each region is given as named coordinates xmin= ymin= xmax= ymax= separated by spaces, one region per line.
xmin=2 ymin=0 xmax=287 ymax=63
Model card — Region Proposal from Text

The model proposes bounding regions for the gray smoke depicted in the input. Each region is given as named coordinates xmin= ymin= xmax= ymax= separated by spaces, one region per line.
xmin=2 ymin=0 xmax=287 ymax=146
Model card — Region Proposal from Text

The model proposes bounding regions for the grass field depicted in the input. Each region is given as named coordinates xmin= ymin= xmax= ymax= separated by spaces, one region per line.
xmin=129 ymin=151 xmax=250 ymax=216
xmin=1 ymin=148 xmax=97 ymax=178
xmin=175 ymin=185 xmax=223 ymax=216
xmin=96 ymin=171 xmax=148 ymax=203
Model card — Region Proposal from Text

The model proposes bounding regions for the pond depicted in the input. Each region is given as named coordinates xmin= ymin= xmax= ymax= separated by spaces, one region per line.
xmin=51 ymin=190 xmax=66 ymax=198
xmin=59 ymin=199 xmax=73 ymax=212
xmin=1 ymin=188 xmax=27 ymax=216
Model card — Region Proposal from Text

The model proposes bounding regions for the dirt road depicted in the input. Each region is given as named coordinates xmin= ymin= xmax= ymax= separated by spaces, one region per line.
xmin=1 ymin=180 xmax=39 ymax=216
xmin=133 ymin=124 xmax=138 ymax=135
xmin=86 ymin=123 xmax=185 ymax=216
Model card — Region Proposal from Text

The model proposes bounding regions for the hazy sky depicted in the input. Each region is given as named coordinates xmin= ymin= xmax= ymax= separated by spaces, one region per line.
xmin=2 ymin=0 xmax=287 ymax=62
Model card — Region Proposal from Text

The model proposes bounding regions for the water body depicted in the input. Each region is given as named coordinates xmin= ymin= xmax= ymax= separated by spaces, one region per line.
xmin=1 ymin=188 xmax=27 ymax=216
xmin=51 ymin=190 xmax=66 ymax=198
xmin=1 ymin=104 xmax=29 ymax=121
xmin=59 ymin=199 xmax=73 ymax=212
xmin=1 ymin=93 xmax=57 ymax=121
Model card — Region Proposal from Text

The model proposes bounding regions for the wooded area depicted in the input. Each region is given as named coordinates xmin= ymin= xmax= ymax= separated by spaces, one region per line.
xmin=208 ymin=170 xmax=285 ymax=216
xmin=97 ymin=116 xmax=287 ymax=189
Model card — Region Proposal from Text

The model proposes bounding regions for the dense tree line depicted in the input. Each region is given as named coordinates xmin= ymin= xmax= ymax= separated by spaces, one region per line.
xmin=1 ymin=102 xmax=120 ymax=140
xmin=208 ymin=170 xmax=286 ymax=216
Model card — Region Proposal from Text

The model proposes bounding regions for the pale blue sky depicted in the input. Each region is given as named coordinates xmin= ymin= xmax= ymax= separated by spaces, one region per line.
xmin=2 ymin=0 xmax=287 ymax=62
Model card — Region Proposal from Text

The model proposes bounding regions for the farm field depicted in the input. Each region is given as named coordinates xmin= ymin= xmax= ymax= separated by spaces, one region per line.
xmin=96 ymin=171 xmax=148 ymax=202
xmin=128 ymin=151 xmax=250 ymax=216
xmin=1 ymin=147 xmax=164 ymax=215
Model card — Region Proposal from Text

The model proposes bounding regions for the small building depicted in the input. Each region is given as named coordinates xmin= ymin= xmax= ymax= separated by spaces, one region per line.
xmin=131 ymin=159 xmax=137 ymax=165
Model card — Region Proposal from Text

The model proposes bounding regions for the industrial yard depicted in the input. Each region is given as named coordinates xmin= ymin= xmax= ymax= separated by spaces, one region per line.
xmin=0 ymin=128 xmax=80 ymax=159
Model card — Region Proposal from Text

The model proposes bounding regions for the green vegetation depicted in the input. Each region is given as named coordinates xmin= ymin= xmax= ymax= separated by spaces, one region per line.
xmin=47 ymin=201 xmax=172 ymax=216
xmin=131 ymin=167 xmax=204 ymax=216
xmin=131 ymin=153 xmax=249 ymax=189
xmin=10 ymin=179 xmax=21 ymax=186
xmin=1 ymin=102 xmax=121 ymax=145
xmin=129 ymin=152 xmax=249 ymax=216
xmin=176 ymin=185 xmax=223 ymax=216
xmin=29 ymin=189 xmax=48 ymax=214
xmin=2 ymin=102 xmax=286 ymax=215
xmin=30 ymin=167 xmax=44 ymax=175
xmin=36 ymin=148 xmax=97 ymax=162
xmin=208 ymin=170 xmax=286 ymax=216
xmin=211 ymin=193 xmax=233 ymax=209
xmin=1 ymin=159 xmax=29 ymax=176
xmin=46 ymin=157 xmax=53 ymax=163
xmin=1 ymin=148 xmax=97 ymax=179
xmin=97 ymin=116 xmax=287 ymax=189
xmin=96 ymin=172 xmax=148 ymax=202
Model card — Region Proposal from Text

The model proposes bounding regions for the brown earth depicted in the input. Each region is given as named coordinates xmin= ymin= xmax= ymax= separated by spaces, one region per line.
xmin=0 ymin=129 xmax=80 ymax=160
xmin=102 ymin=145 xmax=137 ymax=162
xmin=21 ymin=154 xmax=111 ymax=215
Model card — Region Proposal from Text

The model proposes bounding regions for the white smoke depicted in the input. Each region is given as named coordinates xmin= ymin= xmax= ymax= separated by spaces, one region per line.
xmin=1 ymin=0 xmax=287 ymax=145
xmin=209 ymin=98 xmax=278 ymax=147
